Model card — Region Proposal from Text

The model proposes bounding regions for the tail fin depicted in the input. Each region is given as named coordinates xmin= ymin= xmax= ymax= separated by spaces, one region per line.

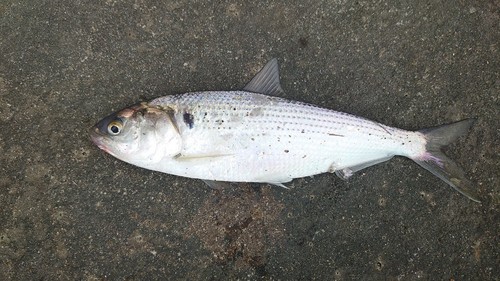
xmin=413 ymin=119 xmax=481 ymax=203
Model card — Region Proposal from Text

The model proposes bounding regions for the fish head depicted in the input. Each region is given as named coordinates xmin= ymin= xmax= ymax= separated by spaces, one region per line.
xmin=90 ymin=103 xmax=182 ymax=165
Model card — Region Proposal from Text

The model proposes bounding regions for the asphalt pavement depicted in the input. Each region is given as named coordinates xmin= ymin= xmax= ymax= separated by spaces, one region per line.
xmin=0 ymin=0 xmax=498 ymax=280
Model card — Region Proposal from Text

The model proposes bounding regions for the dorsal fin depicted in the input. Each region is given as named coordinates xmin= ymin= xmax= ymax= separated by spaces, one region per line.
xmin=243 ymin=58 xmax=284 ymax=96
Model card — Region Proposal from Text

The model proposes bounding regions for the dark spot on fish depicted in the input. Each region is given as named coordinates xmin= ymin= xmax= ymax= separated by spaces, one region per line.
xmin=284 ymin=150 xmax=289 ymax=153
xmin=301 ymin=129 xmax=305 ymax=133
xmin=328 ymin=133 xmax=344 ymax=137
xmin=183 ymin=112 xmax=194 ymax=129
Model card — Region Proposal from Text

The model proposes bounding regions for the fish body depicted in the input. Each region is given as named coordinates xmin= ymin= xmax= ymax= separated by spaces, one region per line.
xmin=90 ymin=59 xmax=480 ymax=202
xmin=145 ymin=91 xmax=419 ymax=183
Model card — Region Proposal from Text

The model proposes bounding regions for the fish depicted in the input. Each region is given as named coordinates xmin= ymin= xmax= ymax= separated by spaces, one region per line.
xmin=90 ymin=58 xmax=480 ymax=203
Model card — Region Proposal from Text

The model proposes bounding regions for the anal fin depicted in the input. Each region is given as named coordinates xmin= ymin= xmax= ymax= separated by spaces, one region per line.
xmin=333 ymin=156 xmax=394 ymax=180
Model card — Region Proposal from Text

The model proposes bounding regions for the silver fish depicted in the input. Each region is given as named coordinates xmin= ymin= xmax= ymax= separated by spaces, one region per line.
xmin=90 ymin=59 xmax=480 ymax=202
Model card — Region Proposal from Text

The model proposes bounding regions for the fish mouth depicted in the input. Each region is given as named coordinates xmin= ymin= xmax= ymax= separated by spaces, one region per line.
xmin=89 ymin=126 xmax=111 ymax=154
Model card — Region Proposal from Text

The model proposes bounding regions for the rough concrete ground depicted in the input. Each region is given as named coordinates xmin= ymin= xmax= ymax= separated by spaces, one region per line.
xmin=0 ymin=0 xmax=498 ymax=280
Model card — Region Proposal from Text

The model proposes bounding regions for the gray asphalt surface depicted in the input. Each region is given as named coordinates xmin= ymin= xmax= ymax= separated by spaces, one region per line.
xmin=1 ymin=0 xmax=498 ymax=280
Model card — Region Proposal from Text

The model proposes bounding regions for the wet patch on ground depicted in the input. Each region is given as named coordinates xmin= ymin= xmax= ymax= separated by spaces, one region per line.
xmin=186 ymin=184 xmax=285 ymax=274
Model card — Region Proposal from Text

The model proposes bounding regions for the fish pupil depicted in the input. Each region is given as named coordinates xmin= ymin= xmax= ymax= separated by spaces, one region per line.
xmin=110 ymin=125 xmax=119 ymax=134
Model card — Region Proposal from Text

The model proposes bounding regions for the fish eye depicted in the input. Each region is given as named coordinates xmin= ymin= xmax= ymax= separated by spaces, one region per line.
xmin=107 ymin=120 xmax=123 ymax=135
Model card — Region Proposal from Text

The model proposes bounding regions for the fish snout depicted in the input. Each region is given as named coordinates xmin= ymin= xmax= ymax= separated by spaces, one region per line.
xmin=89 ymin=126 xmax=109 ymax=152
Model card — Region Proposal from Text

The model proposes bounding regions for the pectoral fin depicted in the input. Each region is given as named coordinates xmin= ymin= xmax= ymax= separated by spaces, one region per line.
xmin=174 ymin=153 xmax=233 ymax=161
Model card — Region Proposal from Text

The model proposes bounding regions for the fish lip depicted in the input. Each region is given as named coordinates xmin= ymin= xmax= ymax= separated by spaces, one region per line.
xmin=89 ymin=126 xmax=110 ymax=153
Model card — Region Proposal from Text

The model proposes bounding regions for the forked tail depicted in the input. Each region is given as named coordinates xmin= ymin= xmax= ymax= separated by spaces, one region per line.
xmin=412 ymin=119 xmax=480 ymax=202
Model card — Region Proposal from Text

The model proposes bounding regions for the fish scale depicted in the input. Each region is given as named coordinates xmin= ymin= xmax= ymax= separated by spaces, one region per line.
xmin=90 ymin=58 xmax=480 ymax=202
